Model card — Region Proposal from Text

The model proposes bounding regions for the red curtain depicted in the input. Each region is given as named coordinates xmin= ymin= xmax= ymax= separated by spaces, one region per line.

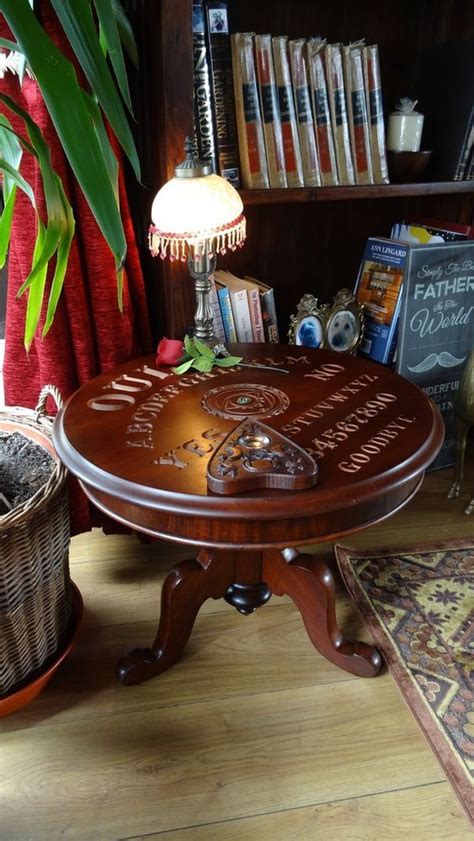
xmin=0 ymin=4 xmax=152 ymax=533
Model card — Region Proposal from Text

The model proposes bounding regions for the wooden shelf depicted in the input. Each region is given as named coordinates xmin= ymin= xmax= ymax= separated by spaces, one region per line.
xmin=241 ymin=181 xmax=474 ymax=205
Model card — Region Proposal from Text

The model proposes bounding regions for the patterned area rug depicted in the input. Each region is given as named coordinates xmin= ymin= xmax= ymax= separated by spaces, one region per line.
xmin=335 ymin=540 xmax=473 ymax=826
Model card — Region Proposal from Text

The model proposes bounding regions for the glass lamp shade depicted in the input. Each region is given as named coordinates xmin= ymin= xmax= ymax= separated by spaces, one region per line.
xmin=149 ymin=173 xmax=246 ymax=261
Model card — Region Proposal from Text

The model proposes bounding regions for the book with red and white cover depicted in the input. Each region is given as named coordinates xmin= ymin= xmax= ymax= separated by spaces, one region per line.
xmin=255 ymin=34 xmax=287 ymax=188
xmin=343 ymin=43 xmax=373 ymax=185
xmin=289 ymin=38 xmax=321 ymax=187
xmin=307 ymin=37 xmax=338 ymax=186
xmin=363 ymin=44 xmax=389 ymax=184
xmin=272 ymin=35 xmax=304 ymax=187
xmin=231 ymin=32 xmax=269 ymax=189
xmin=325 ymin=42 xmax=355 ymax=185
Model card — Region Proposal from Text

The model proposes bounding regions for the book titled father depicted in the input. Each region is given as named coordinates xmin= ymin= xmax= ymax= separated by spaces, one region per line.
xmin=396 ymin=240 xmax=474 ymax=469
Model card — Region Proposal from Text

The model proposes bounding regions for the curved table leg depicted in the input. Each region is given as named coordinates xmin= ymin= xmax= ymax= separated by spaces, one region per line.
xmin=263 ymin=548 xmax=382 ymax=678
xmin=117 ymin=549 xmax=233 ymax=685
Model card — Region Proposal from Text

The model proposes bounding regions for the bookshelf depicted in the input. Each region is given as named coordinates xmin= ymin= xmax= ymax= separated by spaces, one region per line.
xmin=125 ymin=0 xmax=474 ymax=342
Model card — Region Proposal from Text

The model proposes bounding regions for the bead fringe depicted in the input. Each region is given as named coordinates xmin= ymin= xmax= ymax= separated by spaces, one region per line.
xmin=148 ymin=214 xmax=246 ymax=262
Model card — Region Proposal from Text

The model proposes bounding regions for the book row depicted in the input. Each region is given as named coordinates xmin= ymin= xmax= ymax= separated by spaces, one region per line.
xmin=192 ymin=1 xmax=389 ymax=189
xmin=210 ymin=269 xmax=280 ymax=345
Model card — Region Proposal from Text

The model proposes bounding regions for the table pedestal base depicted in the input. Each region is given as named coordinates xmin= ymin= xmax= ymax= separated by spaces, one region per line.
xmin=117 ymin=547 xmax=381 ymax=686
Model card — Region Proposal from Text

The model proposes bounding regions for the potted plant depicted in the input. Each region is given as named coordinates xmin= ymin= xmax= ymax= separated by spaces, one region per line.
xmin=0 ymin=0 xmax=140 ymax=712
xmin=0 ymin=0 xmax=140 ymax=347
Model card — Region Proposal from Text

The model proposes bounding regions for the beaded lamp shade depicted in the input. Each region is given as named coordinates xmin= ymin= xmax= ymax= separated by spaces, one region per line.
xmin=148 ymin=139 xmax=246 ymax=343
xmin=149 ymin=141 xmax=246 ymax=262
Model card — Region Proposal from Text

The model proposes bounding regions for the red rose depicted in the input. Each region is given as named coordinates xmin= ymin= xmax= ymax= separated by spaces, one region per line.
xmin=155 ymin=337 xmax=184 ymax=366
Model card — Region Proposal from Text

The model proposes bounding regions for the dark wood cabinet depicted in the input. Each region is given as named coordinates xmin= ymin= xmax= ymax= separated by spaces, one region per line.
xmin=125 ymin=0 xmax=474 ymax=342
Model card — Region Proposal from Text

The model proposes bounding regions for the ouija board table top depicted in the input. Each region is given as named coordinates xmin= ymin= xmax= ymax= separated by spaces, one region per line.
xmin=53 ymin=345 xmax=444 ymax=685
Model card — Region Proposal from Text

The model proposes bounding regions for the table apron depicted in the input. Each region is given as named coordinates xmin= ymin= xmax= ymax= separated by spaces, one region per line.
xmin=82 ymin=474 xmax=423 ymax=550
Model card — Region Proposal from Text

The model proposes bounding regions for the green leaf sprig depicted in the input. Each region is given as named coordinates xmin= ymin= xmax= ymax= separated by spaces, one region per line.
xmin=173 ymin=335 xmax=242 ymax=375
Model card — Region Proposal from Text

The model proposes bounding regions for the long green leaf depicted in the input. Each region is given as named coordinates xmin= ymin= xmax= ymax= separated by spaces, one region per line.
xmin=82 ymin=90 xmax=118 ymax=201
xmin=0 ymin=37 xmax=22 ymax=52
xmin=0 ymin=185 xmax=16 ymax=268
xmin=2 ymin=0 xmax=127 ymax=270
xmin=0 ymin=95 xmax=69 ymax=292
xmin=0 ymin=99 xmax=76 ymax=346
xmin=94 ymin=0 xmax=133 ymax=114
xmin=81 ymin=93 xmax=122 ymax=311
xmin=24 ymin=220 xmax=48 ymax=351
xmin=0 ymin=157 xmax=35 ymax=206
xmin=0 ymin=114 xmax=23 ymax=198
xmin=112 ymin=0 xmax=139 ymax=69
xmin=43 ymin=175 xmax=76 ymax=336
xmin=50 ymin=0 xmax=139 ymax=175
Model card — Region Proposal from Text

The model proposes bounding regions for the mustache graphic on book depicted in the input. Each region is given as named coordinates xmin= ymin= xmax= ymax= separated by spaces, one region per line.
xmin=408 ymin=352 xmax=466 ymax=373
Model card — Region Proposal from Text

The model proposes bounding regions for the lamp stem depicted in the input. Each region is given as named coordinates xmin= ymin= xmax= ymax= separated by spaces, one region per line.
xmin=188 ymin=246 xmax=217 ymax=344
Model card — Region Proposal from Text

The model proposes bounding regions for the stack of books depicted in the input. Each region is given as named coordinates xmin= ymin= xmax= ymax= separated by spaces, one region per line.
xmin=354 ymin=217 xmax=474 ymax=367
xmin=192 ymin=2 xmax=389 ymax=190
xmin=211 ymin=269 xmax=279 ymax=343
xmin=230 ymin=33 xmax=389 ymax=188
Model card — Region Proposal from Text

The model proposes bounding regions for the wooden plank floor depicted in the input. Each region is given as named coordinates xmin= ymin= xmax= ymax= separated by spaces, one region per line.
xmin=1 ymin=460 xmax=473 ymax=840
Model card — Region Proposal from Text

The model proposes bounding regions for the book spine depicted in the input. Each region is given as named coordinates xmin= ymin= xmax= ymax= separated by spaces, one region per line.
xmin=229 ymin=288 xmax=254 ymax=342
xmin=246 ymin=287 xmax=265 ymax=341
xmin=289 ymin=39 xmax=321 ymax=187
xmin=192 ymin=1 xmax=218 ymax=172
xmin=466 ymin=145 xmax=474 ymax=180
xmin=255 ymin=34 xmax=287 ymax=188
xmin=454 ymin=106 xmax=473 ymax=180
xmin=272 ymin=36 xmax=304 ymax=188
xmin=307 ymin=38 xmax=338 ymax=186
xmin=231 ymin=32 xmax=269 ymax=189
xmin=217 ymin=284 xmax=237 ymax=342
xmin=344 ymin=45 xmax=373 ymax=185
xmin=363 ymin=45 xmax=389 ymax=184
xmin=354 ymin=237 xmax=408 ymax=364
xmin=325 ymin=43 xmax=354 ymax=185
xmin=209 ymin=275 xmax=226 ymax=341
xmin=259 ymin=288 xmax=280 ymax=342
xmin=204 ymin=2 xmax=241 ymax=187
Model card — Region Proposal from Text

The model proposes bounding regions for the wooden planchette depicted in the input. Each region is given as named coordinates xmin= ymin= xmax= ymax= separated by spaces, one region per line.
xmin=207 ymin=419 xmax=318 ymax=495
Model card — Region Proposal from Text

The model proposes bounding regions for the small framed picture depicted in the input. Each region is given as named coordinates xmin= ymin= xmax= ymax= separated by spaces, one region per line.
xmin=288 ymin=289 xmax=364 ymax=354
xmin=288 ymin=294 xmax=326 ymax=348
xmin=324 ymin=289 xmax=364 ymax=355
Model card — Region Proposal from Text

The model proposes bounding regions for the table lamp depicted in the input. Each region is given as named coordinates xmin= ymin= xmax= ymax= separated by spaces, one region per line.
xmin=149 ymin=138 xmax=246 ymax=344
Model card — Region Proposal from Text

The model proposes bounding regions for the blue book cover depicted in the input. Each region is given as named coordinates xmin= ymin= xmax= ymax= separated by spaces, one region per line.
xmin=354 ymin=237 xmax=408 ymax=364
xmin=216 ymin=282 xmax=237 ymax=342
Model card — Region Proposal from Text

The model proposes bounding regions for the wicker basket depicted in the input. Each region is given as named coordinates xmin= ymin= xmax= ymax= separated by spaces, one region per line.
xmin=0 ymin=385 xmax=73 ymax=696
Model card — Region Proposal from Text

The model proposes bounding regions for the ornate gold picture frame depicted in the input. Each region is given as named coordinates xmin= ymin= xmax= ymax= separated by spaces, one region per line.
xmin=287 ymin=294 xmax=326 ymax=348
xmin=324 ymin=289 xmax=365 ymax=355
xmin=288 ymin=289 xmax=364 ymax=355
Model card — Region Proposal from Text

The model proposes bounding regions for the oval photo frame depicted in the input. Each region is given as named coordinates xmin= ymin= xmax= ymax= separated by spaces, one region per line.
xmin=288 ymin=294 xmax=327 ymax=348
xmin=289 ymin=289 xmax=364 ymax=354
xmin=324 ymin=289 xmax=364 ymax=355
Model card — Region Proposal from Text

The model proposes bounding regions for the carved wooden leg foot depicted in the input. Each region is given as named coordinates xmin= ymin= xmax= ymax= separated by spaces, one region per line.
xmin=117 ymin=550 xmax=233 ymax=685
xmin=263 ymin=548 xmax=382 ymax=678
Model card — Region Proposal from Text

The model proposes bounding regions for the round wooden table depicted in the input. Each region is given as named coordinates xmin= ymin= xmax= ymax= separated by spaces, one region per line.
xmin=53 ymin=345 xmax=444 ymax=685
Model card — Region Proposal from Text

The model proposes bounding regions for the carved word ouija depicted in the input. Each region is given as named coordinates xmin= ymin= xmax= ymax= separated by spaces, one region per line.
xmin=207 ymin=420 xmax=318 ymax=494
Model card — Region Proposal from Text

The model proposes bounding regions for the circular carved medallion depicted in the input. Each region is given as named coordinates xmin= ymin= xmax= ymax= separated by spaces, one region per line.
xmin=201 ymin=383 xmax=290 ymax=420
